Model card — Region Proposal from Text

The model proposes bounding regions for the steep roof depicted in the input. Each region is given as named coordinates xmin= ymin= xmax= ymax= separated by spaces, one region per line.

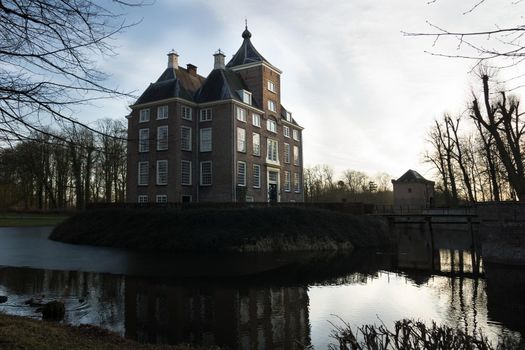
xmin=392 ymin=170 xmax=434 ymax=184
xmin=226 ymin=27 xmax=269 ymax=68
xmin=280 ymin=105 xmax=301 ymax=127
xmin=134 ymin=67 xmax=205 ymax=105
xmin=194 ymin=68 xmax=261 ymax=109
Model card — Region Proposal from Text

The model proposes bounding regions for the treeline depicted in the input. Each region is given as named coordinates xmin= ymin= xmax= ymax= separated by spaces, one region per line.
xmin=425 ymin=72 xmax=525 ymax=204
xmin=304 ymin=165 xmax=393 ymax=204
xmin=0 ymin=119 xmax=126 ymax=209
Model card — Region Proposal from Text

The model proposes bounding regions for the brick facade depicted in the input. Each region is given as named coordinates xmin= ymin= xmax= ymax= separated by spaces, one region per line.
xmin=126 ymin=28 xmax=304 ymax=203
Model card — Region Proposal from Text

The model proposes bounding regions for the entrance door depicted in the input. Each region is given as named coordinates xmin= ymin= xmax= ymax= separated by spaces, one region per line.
xmin=269 ymin=183 xmax=278 ymax=203
xmin=268 ymin=170 xmax=279 ymax=203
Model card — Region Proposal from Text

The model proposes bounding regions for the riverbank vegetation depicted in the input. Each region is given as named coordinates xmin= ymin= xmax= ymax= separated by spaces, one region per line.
xmin=330 ymin=318 xmax=518 ymax=350
xmin=50 ymin=207 xmax=389 ymax=253
xmin=0 ymin=313 xmax=210 ymax=350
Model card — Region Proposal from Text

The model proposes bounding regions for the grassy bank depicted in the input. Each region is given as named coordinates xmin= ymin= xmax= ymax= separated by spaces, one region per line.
xmin=0 ymin=313 xmax=211 ymax=350
xmin=50 ymin=207 xmax=389 ymax=253
xmin=0 ymin=213 xmax=69 ymax=227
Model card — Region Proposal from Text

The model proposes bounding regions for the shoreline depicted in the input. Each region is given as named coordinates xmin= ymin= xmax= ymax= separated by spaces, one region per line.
xmin=50 ymin=207 xmax=391 ymax=253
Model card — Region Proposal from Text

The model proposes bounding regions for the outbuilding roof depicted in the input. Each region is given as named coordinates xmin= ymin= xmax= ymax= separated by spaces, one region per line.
xmin=392 ymin=169 xmax=434 ymax=184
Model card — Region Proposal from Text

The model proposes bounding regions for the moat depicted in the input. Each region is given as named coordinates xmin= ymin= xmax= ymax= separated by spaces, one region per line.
xmin=0 ymin=226 xmax=524 ymax=349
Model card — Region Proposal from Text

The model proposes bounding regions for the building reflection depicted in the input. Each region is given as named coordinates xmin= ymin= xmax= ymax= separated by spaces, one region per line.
xmin=124 ymin=280 xmax=310 ymax=349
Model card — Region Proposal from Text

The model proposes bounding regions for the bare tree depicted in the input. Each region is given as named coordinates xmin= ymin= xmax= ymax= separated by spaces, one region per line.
xmin=404 ymin=1 xmax=525 ymax=71
xmin=471 ymin=73 xmax=525 ymax=200
xmin=0 ymin=0 xmax=142 ymax=143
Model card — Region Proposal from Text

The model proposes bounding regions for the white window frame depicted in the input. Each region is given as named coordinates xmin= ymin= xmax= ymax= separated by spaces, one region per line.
xmin=237 ymin=127 xmax=246 ymax=153
xmin=252 ymin=132 xmax=260 ymax=156
xmin=286 ymin=111 xmax=292 ymax=122
xmin=267 ymin=80 xmax=276 ymax=93
xmin=157 ymin=126 xmax=168 ymax=151
xmin=284 ymin=171 xmax=291 ymax=192
xmin=156 ymin=160 xmax=168 ymax=185
xmin=238 ymin=90 xmax=252 ymax=105
xmin=284 ymin=143 xmax=291 ymax=164
xmin=156 ymin=194 xmax=167 ymax=203
xmin=139 ymin=128 xmax=149 ymax=153
xmin=139 ymin=109 xmax=150 ymax=123
xmin=182 ymin=106 xmax=192 ymax=120
xmin=200 ymin=127 xmax=212 ymax=152
xmin=138 ymin=161 xmax=148 ymax=186
xmin=236 ymin=107 xmax=247 ymax=122
xmin=237 ymin=161 xmax=246 ymax=187
xmin=138 ymin=195 xmax=148 ymax=203
xmin=294 ymin=173 xmax=300 ymax=193
xmin=293 ymin=145 xmax=300 ymax=166
xmin=283 ymin=126 xmax=290 ymax=138
xmin=267 ymin=139 xmax=279 ymax=164
xmin=267 ymin=119 xmax=277 ymax=133
xmin=252 ymin=113 xmax=261 ymax=127
xmin=200 ymin=161 xmax=212 ymax=186
xmin=181 ymin=126 xmax=192 ymax=151
xmin=267 ymin=100 xmax=276 ymax=112
xmin=293 ymin=129 xmax=300 ymax=141
xmin=181 ymin=160 xmax=192 ymax=186
xmin=253 ymin=164 xmax=261 ymax=188
xmin=200 ymin=108 xmax=212 ymax=122
xmin=157 ymin=105 xmax=168 ymax=120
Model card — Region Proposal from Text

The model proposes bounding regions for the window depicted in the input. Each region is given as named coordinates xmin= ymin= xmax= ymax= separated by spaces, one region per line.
xmin=200 ymin=128 xmax=212 ymax=152
xmin=156 ymin=195 xmax=167 ymax=203
xmin=138 ymin=161 xmax=148 ymax=185
xmin=267 ymin=80 xmax=276 ymax=93
xmin=283 ymin=126 xmax=290 ymax=138
xmin=181 ymin=160 xmax=192 ymax=185
xmin=236 ymin=107 xmax=247 ymax=122
xmin=284 ymin=171 xmax=291 ymax=192
xmin=139 ymin=128 xmax=149 ymax=152
xmin=293 ymin=129 xmax=300 ymax=141
xmin=284 ymin=143 xmax=290 ymax=163
xmin=182 ymin=106 xmax=192 ymax=120
xmin=157 ymin=105 xmax=168 ymax=120
xmin=238 ymin=90 xmax=252 ymax=105
xmin=294 ymin=173 xmax=300 ymax=193
xmin=252 ymin=132 xmax=260 ymax=156
xmin=267 ymin=100 xmax=276 ymax=112
xmin=267 ymin=139 xmax=278 ymax=163
xmin=139 ymin=109 xmax=150 ymax=123
xmin=293 ymin=145 xmax=300 ymax=165
xmin=253 ymin=164 xmax=261 ymax=188
xmin=138 ymin=195 xmax=148 ymax=203
xmin=200 ymin=108 xmax=212 ymax=122
xmin=267 ymin=119 xmax=277 ymax=133
xmin=237 ymin=161 xmax=246 ymax=186
xmin=200 ymin=161 xmax=212 ymax=186
xmin=286 ymin=111 xmax=292 ymax=122
xmin=157 ymin=126 xmax=168 ymax=151
xmin=237 ymin=127 xmax=246 ymax=153
xmin=156 ymin=160 xmax=168 ymax=185
xmin=181 ymin=126 xmax=192 ymax=151
xmin=252 ymin=113 xmax=261 ymax=127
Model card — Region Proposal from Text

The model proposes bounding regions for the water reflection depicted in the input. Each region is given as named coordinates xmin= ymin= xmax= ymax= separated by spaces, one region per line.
xmin=0 ymin=225 xmax=524 ymax=348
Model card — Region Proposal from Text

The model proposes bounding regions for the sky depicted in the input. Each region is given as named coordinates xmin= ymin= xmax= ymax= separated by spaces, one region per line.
xmin=84 ymin=0 xmax=525 ymax=181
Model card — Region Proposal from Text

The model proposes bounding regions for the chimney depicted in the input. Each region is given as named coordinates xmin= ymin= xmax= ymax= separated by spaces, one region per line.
xmin=167 ymin=50 xmax=179 ymax=69
xmin=213 ymin=49 xmax=226 ymax=70
xmin=186 ymin=63 xmax=197 ymax=76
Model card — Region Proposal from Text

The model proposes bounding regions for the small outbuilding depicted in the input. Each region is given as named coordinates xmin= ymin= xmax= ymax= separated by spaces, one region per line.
xmin=392 ymin=169 xmax=434 ymax=210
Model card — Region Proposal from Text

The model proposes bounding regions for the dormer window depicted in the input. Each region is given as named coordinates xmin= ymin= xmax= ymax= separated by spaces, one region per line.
xmin=286 ymin=111 xmax=292 ymax=122
xmin=238 ymin=89 xmax=252 ymax=105
xmin=267 ymin=100 xmax=276 ymax=113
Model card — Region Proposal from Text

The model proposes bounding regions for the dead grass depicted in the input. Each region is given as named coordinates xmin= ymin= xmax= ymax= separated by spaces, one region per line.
xmin=0 ymin=313 xmax=216 ymax=350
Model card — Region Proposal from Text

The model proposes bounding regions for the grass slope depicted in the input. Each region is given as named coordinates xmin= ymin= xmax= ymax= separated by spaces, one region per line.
xmin=0 ymin=213 xmax=68 ymax=227
xmin=50 ymin=207 xmax=389 ymax=253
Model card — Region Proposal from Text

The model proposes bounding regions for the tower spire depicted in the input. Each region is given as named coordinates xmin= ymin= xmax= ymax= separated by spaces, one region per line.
xmin=242 ymin=20 xmax=251 ymax=40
